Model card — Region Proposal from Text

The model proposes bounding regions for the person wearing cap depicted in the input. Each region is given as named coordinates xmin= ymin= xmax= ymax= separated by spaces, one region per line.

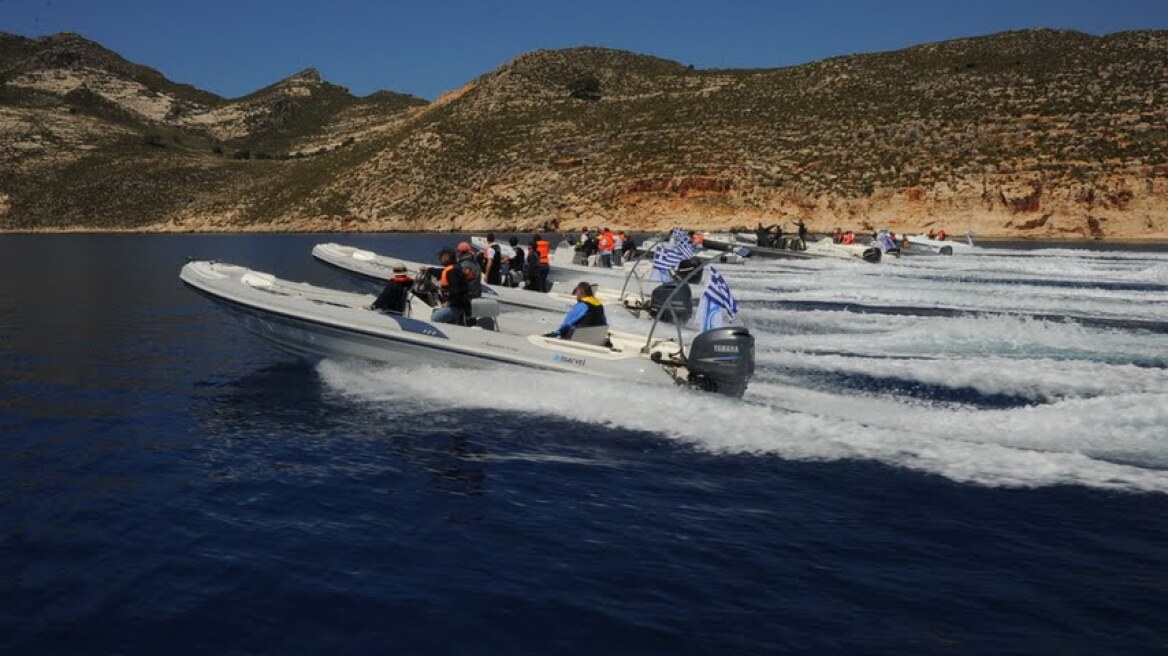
xmin=422 ymin=248 xmax=470 ymax=324
xmin=545 ymin=281 xmax=607 ymax=339
xmin=367 ymin=261 xmax=414 ymax=314
xmin=455 ymin=241 xmax=483 ymax=298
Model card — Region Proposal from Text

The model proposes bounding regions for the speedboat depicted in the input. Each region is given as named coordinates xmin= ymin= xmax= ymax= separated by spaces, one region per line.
xmin=636 ymin=236 xmax=748 ymax=265
xmin=906 ymin=232 xmax=977 ymax=255
xmin=798 ymin=236 xmax=882 ymax=263
xmin=731 ymin=233 xmax=881 ymax=263
xmin=312 ymin=242 xmax=675 ymax=320
xmin=180 ymin=260 xmax=756 ymax=397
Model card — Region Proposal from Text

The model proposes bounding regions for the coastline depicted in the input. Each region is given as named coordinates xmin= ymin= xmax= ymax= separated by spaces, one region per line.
xmin=3 ymin=226 xmax=1167 ymax=243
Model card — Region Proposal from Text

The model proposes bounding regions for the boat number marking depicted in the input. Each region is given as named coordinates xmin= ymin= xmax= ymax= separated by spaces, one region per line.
xmin=553 ymin=354 xmax=587 ymax=366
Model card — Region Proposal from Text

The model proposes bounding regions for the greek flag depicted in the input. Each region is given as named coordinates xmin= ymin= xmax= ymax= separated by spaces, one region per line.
xmin=651 ymin=242 xmax=686 ymax=282
xmin=668 ymin=227 xmax=688 ymax=246
xmin=696 ymin=266 xmax=740 ymax=331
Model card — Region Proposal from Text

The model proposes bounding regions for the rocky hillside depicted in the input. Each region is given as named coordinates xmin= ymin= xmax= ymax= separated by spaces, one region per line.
xmin=1 ymin=29 xmax=1165 ymax=238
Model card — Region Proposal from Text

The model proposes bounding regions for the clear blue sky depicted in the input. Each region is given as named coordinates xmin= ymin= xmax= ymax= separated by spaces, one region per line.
xmin=2 ymin=0 xmax=1166 ymax=100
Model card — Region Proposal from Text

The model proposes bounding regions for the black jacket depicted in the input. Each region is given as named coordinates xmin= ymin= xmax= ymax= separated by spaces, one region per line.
xmin=372 ymin=275 xmax=414 ymax=313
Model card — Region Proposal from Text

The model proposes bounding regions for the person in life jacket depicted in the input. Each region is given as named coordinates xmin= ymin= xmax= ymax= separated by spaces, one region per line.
xmin=843 ymin=230 xmax=855 ymax=245
xmin=424 ymin=248 xmax=470 ymax=324
xmin=597 ymin=228 xmax=615 ymax=268
xmin=367 ymin=261 xmax=414 ymax=314
xmin=937 ymin=229 xmax=947 ymax=241
xmin=456 ymin=242 xmax=483 ymax=298
xmin=546 ymin=282 xmax=607 ymax=339
xmin=532 ymin=233 xmax=551 ymax=293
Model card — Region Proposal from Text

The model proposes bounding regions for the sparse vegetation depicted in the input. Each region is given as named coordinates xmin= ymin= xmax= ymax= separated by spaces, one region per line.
xmin=0 ymin=30 xmax=1164 ymax=235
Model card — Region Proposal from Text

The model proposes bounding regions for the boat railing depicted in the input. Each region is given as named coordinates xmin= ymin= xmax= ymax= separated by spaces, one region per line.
xmin=640 ymin=258 xmax=706 ymax=362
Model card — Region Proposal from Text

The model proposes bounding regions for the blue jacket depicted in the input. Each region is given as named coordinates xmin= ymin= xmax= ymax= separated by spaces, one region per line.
xmin=554 ymin=296 xmax=606 ymax=336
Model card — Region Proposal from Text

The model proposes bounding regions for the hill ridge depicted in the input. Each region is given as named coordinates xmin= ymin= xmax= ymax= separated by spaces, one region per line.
xmin=0 ymin=29 xmax=1164 ymax=238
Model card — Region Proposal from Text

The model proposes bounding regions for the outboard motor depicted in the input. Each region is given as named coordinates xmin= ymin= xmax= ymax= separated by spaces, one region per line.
xmin=861 ymin=247 xmax=882 ymax=263
xmin=673 ymin=257 xmax=704 ymax=284
xmin=649 ymin=281 xmax=693 ymax=323
xmin=686 ymin=326 xmax=755 ymax=397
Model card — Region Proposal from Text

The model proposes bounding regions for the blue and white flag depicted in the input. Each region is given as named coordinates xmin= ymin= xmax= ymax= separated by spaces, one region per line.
xmin=668 ymin=227 xmax=688 ymax=247
xmin=651 ymin=242 xmax=686 ymax=282
xmin=695 ymin=266 xmax=740 ymax=332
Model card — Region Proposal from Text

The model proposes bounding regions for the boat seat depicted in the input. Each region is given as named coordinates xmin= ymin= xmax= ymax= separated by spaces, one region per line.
xmin=569 ymin=325 xmax=610 ymax=346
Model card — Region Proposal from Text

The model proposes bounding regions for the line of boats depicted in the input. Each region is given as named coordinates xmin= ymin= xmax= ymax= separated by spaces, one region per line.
xmin=182 ymin=231 xmax=978 ymax=399
xmin=702 ymin=230 xmax=977 ymax=263
xmin=182 ymin=240 xmax=756 ymax=398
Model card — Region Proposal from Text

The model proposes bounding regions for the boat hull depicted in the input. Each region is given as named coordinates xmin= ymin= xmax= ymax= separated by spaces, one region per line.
xmin=179 ymin=261 xmax=723 ymax=391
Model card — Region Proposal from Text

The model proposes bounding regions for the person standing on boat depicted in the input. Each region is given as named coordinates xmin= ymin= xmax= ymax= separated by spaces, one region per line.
xmin=506 ymin=236 xmax=525 ymax=287
xmin=597 ymin=228 xmax=615 ymax=268
xmin=456 ymin=242 xmax=483 ymax=299
xmin=532 ymin=233 xmax=551 ymax=293
xmin=797 ymin=220 xmax=807 ymax=248
xmin=524 ymin=239 xmax=542 ymax=291
xmin=481 ymin=233 xmax=503 ymax=286
xmin=611 ymin=231 xmax=624 ymax=266
xmin=424 ymin=248 xmax=471 ymax=324
xmin=621 ymin=231 xmax=637 ymax=260
xmin=367 ymin=261 xmax=413 ymax=314
xmin=546 ymin=282 xmax=607 ymax=339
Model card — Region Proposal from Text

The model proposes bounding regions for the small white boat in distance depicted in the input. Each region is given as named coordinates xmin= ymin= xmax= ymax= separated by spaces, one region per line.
xmin=180 ymin=260 xmax=756 ymax=397
xmin=906 ymin=231 xmax=977 ymax=255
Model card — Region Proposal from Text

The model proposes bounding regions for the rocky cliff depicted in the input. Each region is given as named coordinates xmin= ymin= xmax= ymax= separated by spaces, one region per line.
xmin=1 ymin=29 xmax=1164 ymax=238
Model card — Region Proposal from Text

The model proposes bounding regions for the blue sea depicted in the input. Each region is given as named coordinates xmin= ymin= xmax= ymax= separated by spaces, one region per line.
xmin=2 ymin=233 xmax=1167 ymax=655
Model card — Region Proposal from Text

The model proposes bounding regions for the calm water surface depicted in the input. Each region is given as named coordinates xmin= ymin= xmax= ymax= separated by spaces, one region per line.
xmin=2 ymin=234 xmax=1166 ymax=655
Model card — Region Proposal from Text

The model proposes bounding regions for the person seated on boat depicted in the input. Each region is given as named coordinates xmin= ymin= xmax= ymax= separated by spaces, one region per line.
xmin=927 ymin=228 xmax=936 ymax=239
xmin=544 ymin=282 xmax=607 ymax=341
xmin=456 ymin=242 xmax=483 ymax=299
xmin=367 ymin=261 xmax=413 ymax=314
xmin=422 ymin=248 xmax=471 ymax=324
xmin=937 ymin=229 xmax=947 ymax=241
xmin=843 ymin=230 xmax=855 ymax=245
xmin=833 ymin=227 xmax=843 ymax=243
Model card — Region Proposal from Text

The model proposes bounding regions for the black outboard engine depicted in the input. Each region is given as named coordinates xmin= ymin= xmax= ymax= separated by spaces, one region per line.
xmin=686 ymin=326 xmax=755 ymax=397
xmin=673 ymin=257 xmax=704 ymax=284
xmin=648 ymin=281 xmax=693 ymax=323
xmin=861 ymin=247 xmax=882 ymax=263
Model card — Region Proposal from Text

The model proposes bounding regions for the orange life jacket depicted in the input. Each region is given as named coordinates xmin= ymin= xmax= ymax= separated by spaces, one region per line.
xmin=439 ymin=263 xmax=458 ymax=288
xmin=536 ymin=239 xmax=550 ymax=265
